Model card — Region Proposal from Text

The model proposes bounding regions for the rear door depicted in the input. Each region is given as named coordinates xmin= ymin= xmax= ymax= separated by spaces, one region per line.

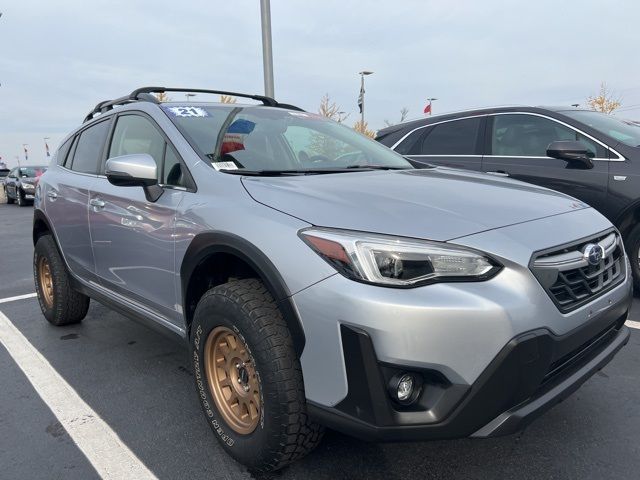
xmin=44 ymin=119 xmax=111 ymax=280
xmin=89 ymin=112 xmax=187 ymax=325
xmin=482 ymin=113 xmax=610 ymax=209
xmin=400 ymin=116 xmax=486 ymax=171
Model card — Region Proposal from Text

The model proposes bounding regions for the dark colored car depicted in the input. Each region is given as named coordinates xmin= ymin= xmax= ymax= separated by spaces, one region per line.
xmin=3 ymin=166 xmax=48 ymax=206
xmin=377 ymin=106 xmax=640 ymax=288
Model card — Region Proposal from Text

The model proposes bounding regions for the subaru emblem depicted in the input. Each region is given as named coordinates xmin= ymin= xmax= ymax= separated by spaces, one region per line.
xmin=583 ymin=243 xmax=604 ymax=266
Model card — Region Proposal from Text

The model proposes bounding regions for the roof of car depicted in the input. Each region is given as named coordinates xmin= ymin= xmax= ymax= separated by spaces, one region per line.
xmin=376 ymin=105 xmax=585 ymax=136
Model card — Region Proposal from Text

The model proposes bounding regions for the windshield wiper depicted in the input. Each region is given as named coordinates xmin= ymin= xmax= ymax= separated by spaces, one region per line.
xmin=220 ymin=169 xmax=307 ymax=176
xmin=345 ymin=165 xmax=412 ymax=170
xmin=220 ymin=168 xmax=362 ymax=176
xmin=220 ymin=166 xmax=413 ymax=176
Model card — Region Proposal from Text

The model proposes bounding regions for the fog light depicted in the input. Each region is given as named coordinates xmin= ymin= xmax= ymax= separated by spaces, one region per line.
xmin=397 ymin=374 xmax=414 ymax=402
xmin=388 ymin=372 xmax=422 ymax=405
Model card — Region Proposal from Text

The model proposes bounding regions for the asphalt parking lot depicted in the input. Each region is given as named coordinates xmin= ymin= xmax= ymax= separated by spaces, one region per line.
xmin=1 ymin=202 xmax=640 ymax=480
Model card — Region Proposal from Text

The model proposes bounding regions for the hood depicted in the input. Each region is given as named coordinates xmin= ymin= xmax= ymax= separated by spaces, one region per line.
xmin=241 ymin=168 xmax=589 ymax=241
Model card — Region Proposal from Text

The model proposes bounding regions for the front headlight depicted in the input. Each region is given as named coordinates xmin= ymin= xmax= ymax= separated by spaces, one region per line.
xmin=22 ymin=182 xmax=35 ymax=190
xmin=300 ymin=228 xmax=501 ymax=287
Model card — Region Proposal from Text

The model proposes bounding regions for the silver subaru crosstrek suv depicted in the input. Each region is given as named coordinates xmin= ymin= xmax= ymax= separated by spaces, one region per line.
xmin=33 ymin=87 xmax=632 ymax=472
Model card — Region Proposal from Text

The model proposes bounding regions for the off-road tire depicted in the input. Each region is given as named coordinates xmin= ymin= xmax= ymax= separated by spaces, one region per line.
xmin=625 ymin=224 xmax=640 ymax=292
xmin=34 ymin=235 xmax=90 ymax=326
xmin=190 ymin=278 xmax=324 ymax=472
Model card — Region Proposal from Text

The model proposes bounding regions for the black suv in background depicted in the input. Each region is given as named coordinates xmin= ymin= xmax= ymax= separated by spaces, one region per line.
xmin=377 ymin=107 xmax=640 ymax=288
xmin=3 ymin=166 xmax=48 ymax=206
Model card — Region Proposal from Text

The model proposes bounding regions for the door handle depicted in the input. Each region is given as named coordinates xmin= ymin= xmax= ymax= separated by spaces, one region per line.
xmin=47 ymin=190 xmax=58 ymax=199
xmin=485 ymin=170 xmax=510 ymax=177
xmin=90 ymin=198 xmax=105 ymax=209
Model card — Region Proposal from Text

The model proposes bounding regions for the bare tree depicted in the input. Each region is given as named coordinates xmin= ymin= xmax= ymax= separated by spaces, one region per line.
xmin=220 ymin=95 xmax=237 ymax=104
xmin=154 ymin=92 xmax=171 ymax=102
xmin=587 ymin=82 xmax=621 ymax=114
xmin=318 ymin=94 xmax=349 ymax=123
xmin=383 ymin=107 xmax=410 ymax=127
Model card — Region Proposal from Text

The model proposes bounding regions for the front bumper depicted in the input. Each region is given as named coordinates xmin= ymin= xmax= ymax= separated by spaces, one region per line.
xmin=307 ymin=292 xmax=631 ymax=442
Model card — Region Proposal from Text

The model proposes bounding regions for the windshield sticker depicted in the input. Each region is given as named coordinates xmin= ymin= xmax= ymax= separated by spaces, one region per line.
xmin=212 ymin=161 xmax=238 ymax=171
xmin=162 ymin=106 xmax=209 ymax=117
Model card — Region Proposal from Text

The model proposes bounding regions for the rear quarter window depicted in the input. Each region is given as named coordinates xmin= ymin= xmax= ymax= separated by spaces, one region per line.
xmin=394 ymin=128 xmax=426 ymax=155
xmin=56 ymin=137 xmax=74 ymax=166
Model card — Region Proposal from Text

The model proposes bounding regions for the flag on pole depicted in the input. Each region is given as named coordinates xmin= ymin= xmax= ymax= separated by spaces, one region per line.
xmin=45 ymin=142 xmax=50 ymax=157
xmin=358 ymin=83 xmax=364 ymax=114
xmin=23 ymin=146 xmax=28 ymax=161
xmin=423 ymin=102 xmax=432 ymax=115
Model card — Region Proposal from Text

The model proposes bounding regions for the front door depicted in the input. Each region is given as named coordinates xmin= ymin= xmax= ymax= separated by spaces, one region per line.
xmin=88 ymin=113 xmax=185 ymax=324
xmin=482 ymin=113 xmax=610 ymax=209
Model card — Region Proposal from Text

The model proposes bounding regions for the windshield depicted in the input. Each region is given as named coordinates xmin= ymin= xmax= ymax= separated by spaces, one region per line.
xmin=162 ymin=105 xmax=412 ymax=172
xmin=563 ymin=110 xmax=640 ymax=147
xmin=19 ymin=166 xmax=47 ymax=178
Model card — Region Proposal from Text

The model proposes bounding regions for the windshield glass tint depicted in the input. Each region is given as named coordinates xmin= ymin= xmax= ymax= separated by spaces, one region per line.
xmin=19 ymin=166 xmax=47 ymax=177
xmin=163 ymin=105 xmax=412 ymax=171
xmin=563 ymin=110 xmax=640 ymax=147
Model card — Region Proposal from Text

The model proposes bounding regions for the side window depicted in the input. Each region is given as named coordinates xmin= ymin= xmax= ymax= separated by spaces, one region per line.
xmin=108 ymin=115 xmax=165 ymax=170
xmin=162 ymin=145 xmax=187 ymax=187
xmin=420 ymin=117 xmax=481 ymax=155
xmin=56 ymin=137 xmax=74 ymax=166
xmin=491 ymin=114 xmax=607 ymax=158
xmin=395 ymin=128 xmax=425 ymax=155
xmin=70 ymin=120 xmax=110 ymax=174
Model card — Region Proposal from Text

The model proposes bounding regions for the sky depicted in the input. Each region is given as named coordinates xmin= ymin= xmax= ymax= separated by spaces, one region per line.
xmin=1 ymin=0 xmax=639 ymax=168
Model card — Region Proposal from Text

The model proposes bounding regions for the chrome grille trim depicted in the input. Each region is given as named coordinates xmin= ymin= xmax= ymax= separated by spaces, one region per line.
xmin=532 ymin=232 xmax=618 ymax=271
xmin=530 ymin=230 xmax=625 ymax=313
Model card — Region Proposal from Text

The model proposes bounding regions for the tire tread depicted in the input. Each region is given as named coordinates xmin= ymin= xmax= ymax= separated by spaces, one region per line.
xmin=199 ymin=278 xmax=323 ymax=472
xmin=34 ymin=235 xmax=89 ymax=326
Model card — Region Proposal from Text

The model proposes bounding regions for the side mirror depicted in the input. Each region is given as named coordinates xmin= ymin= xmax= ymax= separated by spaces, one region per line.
xmin=105 ymin=154 xmax=163 ymax=202
xmin=546 ymin=141 xmax=594 ymax=169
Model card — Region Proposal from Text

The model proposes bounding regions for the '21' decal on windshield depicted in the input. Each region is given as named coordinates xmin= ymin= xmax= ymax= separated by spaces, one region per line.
xmin=162 ymin=106 xmax=210 ymax=118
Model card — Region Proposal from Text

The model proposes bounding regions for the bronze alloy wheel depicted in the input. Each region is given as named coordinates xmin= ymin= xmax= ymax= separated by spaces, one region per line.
xmin=37 ymin=256 xmax=54 ymax=309
xmin=204 ymin=326 xmax=261 ymax=435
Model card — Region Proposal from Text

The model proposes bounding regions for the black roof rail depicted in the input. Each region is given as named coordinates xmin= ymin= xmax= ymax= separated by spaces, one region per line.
xmin=83 ymin=86 xmax=303 ymax=123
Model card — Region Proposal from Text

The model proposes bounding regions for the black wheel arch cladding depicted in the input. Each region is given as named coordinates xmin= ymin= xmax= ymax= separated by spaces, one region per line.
xmin=181 ymin=231 xmax=306 ymax=356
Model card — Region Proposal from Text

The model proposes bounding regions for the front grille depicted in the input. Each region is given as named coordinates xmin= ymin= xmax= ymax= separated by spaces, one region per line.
xmin=530 ymin=230 xmax=625 ymax=313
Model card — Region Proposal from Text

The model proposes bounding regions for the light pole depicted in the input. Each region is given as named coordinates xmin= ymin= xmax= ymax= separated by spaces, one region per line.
xmin=426 ymin=98 xmax=437 ymax=116
xmin=260 ymin=0 xmax=275 ymax=98
xmin=44 ymin=137 xmax=50 ymax=158
xmin=358 ymin=71 xmax=374 ymax=127
xmin=571 ymin=103 xmax=580 ymax=108
xmin=22 ymin=144 xmax=28 ymax=164
xmin=185 ymin=93 xmax=196 ymax=102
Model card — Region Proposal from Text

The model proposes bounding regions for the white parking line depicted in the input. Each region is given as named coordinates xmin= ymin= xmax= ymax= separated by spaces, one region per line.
xmin=0 ymin=292 xmax=37 ymax=304
xmin=626 ymin=320 xmax=640 ymax=330
xmin=0 ymin=311 xmax=158 ymax=480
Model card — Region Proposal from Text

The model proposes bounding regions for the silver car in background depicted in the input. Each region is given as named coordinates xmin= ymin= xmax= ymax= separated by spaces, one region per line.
xmin=32 ymin=88 xmax=632 ymax=472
